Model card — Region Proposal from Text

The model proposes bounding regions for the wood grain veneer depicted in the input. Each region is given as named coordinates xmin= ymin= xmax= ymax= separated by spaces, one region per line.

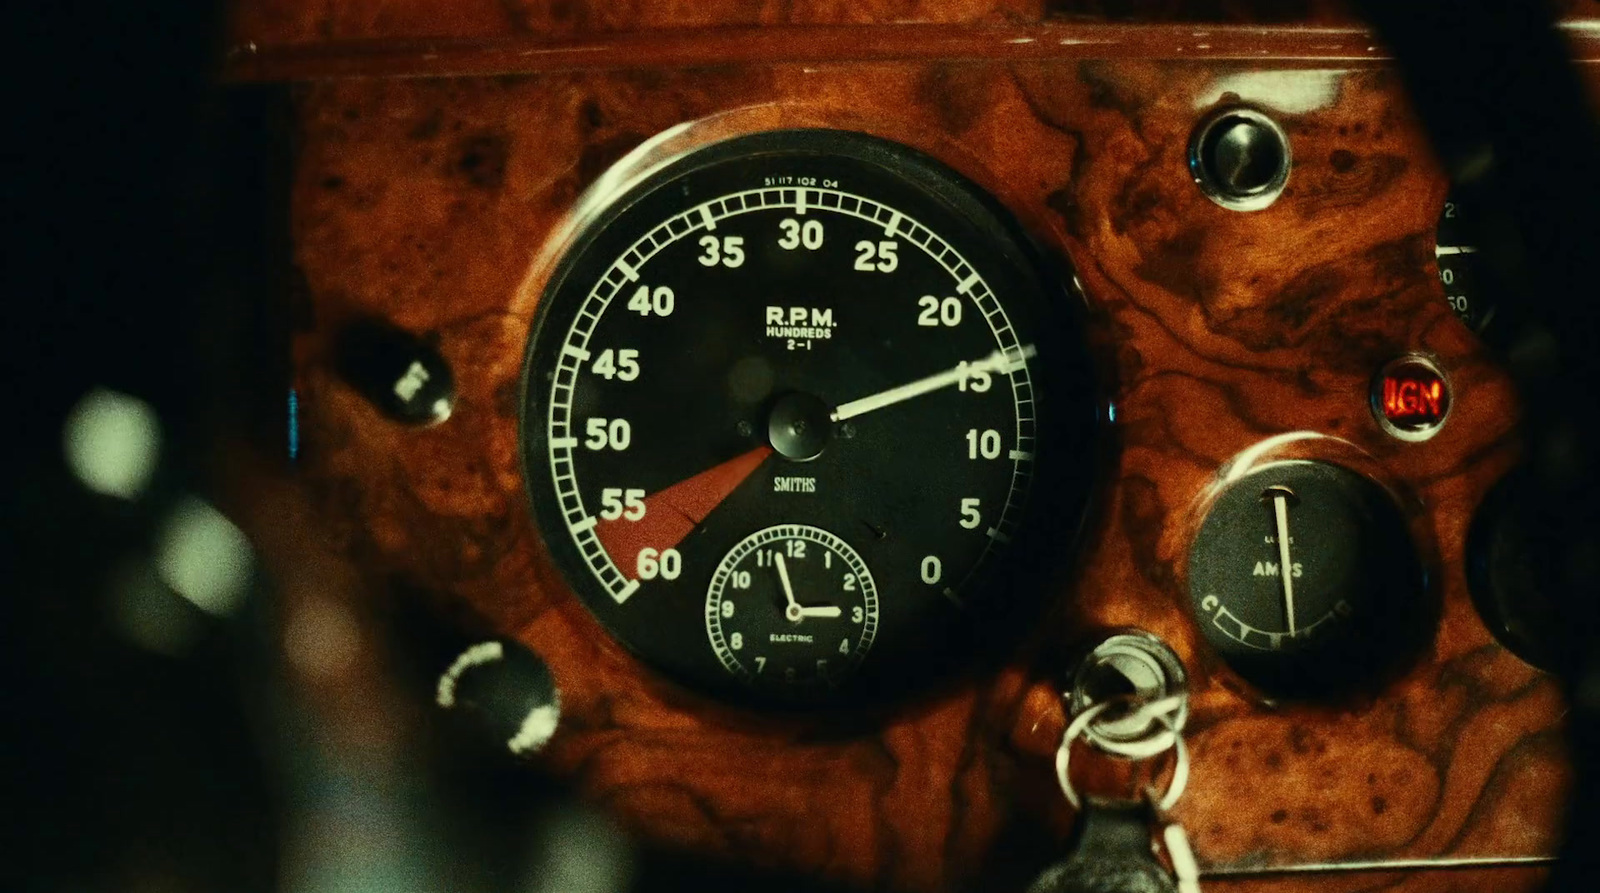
xmin=265 ymin=10 xmax=1582 ymax=891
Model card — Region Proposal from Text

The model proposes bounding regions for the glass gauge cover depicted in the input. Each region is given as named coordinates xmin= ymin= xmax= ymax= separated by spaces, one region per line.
xmin=1187 ymin=460 xmax=1429 ymax=696
xmin=520 ymin=129 xmax=1091 ymax=705
xmin=706 ymin=524 xmax=879 ymax=692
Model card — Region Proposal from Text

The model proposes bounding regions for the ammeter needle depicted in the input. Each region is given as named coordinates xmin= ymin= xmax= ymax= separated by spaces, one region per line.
xmin=1271 ymin=490 xmax=1298 ymax=635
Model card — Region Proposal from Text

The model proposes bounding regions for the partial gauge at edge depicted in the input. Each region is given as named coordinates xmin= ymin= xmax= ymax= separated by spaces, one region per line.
xmin=520 ymin=128 xmax=1092 ymax=705
xmin=1436 ymin=189 xmax=1495 ymax=334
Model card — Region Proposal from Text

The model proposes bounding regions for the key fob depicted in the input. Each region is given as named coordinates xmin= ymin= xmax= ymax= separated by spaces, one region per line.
xmin=1028 ymin=799 xmax=1178 ymax=893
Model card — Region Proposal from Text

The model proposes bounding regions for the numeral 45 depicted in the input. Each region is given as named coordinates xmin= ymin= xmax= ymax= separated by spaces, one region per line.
xmin=591 ymin=348 xmax=640 ymax=381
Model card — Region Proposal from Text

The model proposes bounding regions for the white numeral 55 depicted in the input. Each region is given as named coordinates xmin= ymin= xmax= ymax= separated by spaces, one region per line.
xmin=599 ymin=487 xmax=645 ymax=521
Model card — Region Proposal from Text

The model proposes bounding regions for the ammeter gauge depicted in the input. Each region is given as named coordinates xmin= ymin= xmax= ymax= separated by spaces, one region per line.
xmin=1187 ymin=460 xmax=1427 ymax=695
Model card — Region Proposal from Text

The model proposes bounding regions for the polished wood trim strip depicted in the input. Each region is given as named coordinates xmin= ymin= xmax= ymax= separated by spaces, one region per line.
xmin=223 ymin=20 xmax=1600 ymax=83
xmin=1205 ymin=855 xmax=1558 ymax=876
xmin=224 ymin=22 xmax=1389 ymax=82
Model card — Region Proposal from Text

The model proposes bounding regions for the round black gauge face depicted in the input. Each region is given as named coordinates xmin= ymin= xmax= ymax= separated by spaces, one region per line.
xmin=705 ymin=524 xmax=879 ymax=693
xmin=521 ymin=129 xmax=1088 ymax=705
xmin=1187 ymin=460 xmax=1428 ymax=696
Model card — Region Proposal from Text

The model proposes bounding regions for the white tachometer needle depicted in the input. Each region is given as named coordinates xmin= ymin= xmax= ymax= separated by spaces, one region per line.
xmin=829 ymin=345 xmax=1037 ymax=423
xmin=775 ymin=552 xmax=801 ymax=621
xmin=1271 ymin=491 xmax=1298 ymax=636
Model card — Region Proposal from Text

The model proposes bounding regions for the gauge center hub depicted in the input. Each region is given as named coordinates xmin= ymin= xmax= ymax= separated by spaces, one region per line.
xmin=767 ymin=392 xmax=832 ymax=461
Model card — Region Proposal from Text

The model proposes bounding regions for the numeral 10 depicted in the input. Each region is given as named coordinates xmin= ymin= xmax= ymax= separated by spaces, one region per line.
xmin=966 ymin=428 xmax=1001 ymax=459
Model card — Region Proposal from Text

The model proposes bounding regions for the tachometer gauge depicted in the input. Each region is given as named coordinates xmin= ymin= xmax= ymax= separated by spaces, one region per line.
xmin=521 ymin=129 xmax=1090 ymax=705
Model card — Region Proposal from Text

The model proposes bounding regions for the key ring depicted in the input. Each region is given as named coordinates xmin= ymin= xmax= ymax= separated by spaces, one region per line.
xmin=1056 ymin=697 xmax=1189 ymax=813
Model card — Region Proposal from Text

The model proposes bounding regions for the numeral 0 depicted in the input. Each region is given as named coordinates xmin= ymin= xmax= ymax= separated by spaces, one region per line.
xmin=920 ymin=555 xmax=942 ymax=584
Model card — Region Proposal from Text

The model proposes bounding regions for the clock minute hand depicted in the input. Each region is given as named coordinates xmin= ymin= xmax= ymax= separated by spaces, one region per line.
xmin=775 ymin=552 xmax=800 ymax=609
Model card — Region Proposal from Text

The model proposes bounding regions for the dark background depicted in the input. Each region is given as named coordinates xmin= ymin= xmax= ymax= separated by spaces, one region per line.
xmin=6 ymin=3 xmax=283 ymax=891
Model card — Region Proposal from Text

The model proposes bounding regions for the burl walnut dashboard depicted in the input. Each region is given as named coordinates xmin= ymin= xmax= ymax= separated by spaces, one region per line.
xmin=227 ymin=2 xmax=1600 ymax=890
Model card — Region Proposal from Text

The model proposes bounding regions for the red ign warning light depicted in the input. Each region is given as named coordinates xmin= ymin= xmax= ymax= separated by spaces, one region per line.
xmin=1373 ymin=356 xmax=1451 ymax=440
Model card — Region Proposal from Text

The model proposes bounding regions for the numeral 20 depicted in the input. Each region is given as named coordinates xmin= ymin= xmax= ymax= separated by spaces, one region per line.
xmin=917 ymin=295 xmax=962 ymax=327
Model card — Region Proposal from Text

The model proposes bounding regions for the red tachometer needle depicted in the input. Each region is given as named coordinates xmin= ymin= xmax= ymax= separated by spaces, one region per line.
xmin=596 ymin=446 xmax=772 ymax=578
